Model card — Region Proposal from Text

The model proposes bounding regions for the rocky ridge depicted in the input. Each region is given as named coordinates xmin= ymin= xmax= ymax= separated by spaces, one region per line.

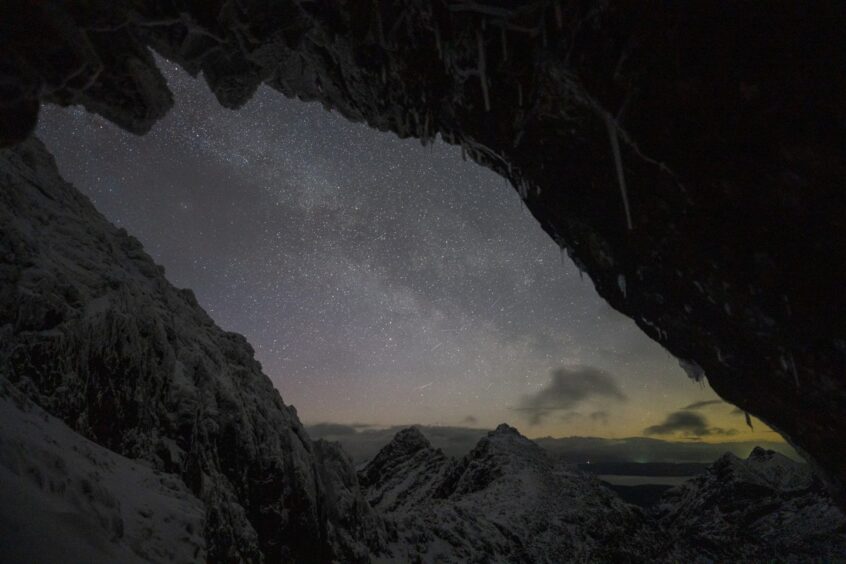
xmin=0 ymin=137 xmax=385 ymax=562
xmin=363 ymin=424 xmax=666 ymax=563
xmin=654 ymin=447 xmax=846 ymax=562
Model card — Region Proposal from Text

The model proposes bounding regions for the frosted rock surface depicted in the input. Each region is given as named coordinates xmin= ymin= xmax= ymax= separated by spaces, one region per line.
xmin=0 ymin=138 xmax=383 ymax=562
xmin=0 ymin=376 xmax=206 ymax=564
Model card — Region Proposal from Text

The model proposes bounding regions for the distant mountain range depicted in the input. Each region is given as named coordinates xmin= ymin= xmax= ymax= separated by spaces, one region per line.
xmin=356 ymin=425 xmax=845 ymax=562
xmin=306 ymin=422 xmax=799 ymax=465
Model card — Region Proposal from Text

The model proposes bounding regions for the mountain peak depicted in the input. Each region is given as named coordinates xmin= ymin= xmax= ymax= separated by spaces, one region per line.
xmin=492 ymin=423 xmax=520 ymax=436
xmin=390 ymin=426 xmax=431 ymax=452
xmin=748 ymin=446 xmax=777 ymax=461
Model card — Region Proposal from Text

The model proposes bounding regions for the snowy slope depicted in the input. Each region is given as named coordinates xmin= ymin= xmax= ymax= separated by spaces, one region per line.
xmin=359 ymin=427 xmax=456 ymax=514
xmin=365 ymin=424 xmax=664 ymax=563
xmin=0 ymin=375 xmax=205 ymax=563
xmin=0 ymin=138 xmax=385 ymax=562
xmin=654 ymin=447 xmax=846 ymax=561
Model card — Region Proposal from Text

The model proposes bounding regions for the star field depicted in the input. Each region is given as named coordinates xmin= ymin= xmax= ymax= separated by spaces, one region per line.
xmin=36 ymin=61 xmax=781 ymax=442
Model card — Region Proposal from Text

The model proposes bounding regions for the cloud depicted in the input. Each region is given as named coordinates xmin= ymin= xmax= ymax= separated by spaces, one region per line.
xmin=461 ymin=415 xmax=479 ymax=425
xmin=589 ymin=411 xmax=609 ymax=424
xmin=681 ymin=400 xmax=724 ymax=410
xmin=644 ymin=411 xmax=738 ymax=437
xmin=516 ymin=366 xmax=626 ymax=425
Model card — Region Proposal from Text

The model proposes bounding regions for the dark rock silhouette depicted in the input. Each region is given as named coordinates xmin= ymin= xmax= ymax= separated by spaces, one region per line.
xmin=0 ymin=138 xmax=385 ymax=562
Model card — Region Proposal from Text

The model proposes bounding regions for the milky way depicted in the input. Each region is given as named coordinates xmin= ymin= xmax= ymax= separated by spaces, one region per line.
xmin=36 ymin=61 xmax=779 ymax=442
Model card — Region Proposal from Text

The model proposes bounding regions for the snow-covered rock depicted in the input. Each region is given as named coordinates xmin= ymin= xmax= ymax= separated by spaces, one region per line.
xmin=0 ymin=375 xmax=205 ymax=563
xmin=366 ymin=424 xmax=664 ymax=563
xmin=359 ymin=427 xmax=455 ymax=514
xmin=654 ymin=447 xmax=846 ymax=561
xmin=0 ymin=137 xmax=385 ymax=562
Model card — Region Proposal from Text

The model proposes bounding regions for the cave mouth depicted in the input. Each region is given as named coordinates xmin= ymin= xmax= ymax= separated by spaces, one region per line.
xmin=35 ymin=61 xmax=789 ymax=460
xmin=4 ymin=2 xmax=846 ymax=559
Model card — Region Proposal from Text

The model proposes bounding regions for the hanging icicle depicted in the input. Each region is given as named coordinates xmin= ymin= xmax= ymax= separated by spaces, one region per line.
xmin=476 ymin=29 xmax=491 ymax=112
xmin=376 ymin=4 xmax=386 ymax=48
xmin=513 ymin=129 xmax=524 ymax=148
xmin=500 ymin=26 xmax=508 ymax=61
xmin=789 ymin=352 xmax=800 ymax=387
xmin=604 ymin=112 xmax=633 ymax=230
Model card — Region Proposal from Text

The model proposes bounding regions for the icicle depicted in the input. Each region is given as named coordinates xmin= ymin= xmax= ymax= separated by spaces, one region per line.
xmin=554 ymin=3 xmax=563 ymax=29
xmin=377 ymin=5 xmax=386 ymax=48
xmin=513 ymin=129 xmax=524 ymax=148
xmin=617 ymin=274 xmax=627 ymax=298
xmin=604 ymin=112 xmax=633 ymax=230
xmin=789 ymin=352 xmax=800 ymax=387
xmin=500 ymin=26 xmax=508 ymax=61
xmin=679 ymin=359 xmax=705 ymax=382
xmin=421 ymin=112 xmax=430 ymax=146
xmin=745 ymin=412 xmax=754 ymax=430
xmin=381 ymin=65 xmax=387 ymax=84
xmin=476 ymin=29 xmax=491 ymax=112
xmin=517 ymin=83 xmax=523 ymax=107
xmin=434 ymin=25 xmax=442 ymax=58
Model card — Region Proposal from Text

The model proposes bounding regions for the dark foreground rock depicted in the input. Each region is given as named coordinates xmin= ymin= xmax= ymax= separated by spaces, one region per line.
xmin=0 ymin=138 xmax=385 ymax=562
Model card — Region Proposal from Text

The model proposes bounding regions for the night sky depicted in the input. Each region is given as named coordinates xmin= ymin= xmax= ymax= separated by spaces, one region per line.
xmin=37 ymin=61 xmax=780 ymax=443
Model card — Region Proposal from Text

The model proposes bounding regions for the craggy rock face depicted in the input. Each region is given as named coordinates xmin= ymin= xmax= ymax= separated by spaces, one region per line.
xmin=0 ymin=138 xmax=386 ymax=563
xmin=1 ymin=1 xmax=844 ymax=507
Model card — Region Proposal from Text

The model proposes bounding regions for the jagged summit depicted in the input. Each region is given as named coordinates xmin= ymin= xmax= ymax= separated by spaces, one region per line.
xmin=368 ymin=425 xmax=663 ymax=562
xmin=749 ymin=446 xmax=773 ymax=459
xmin=389 ymin=426 xmax=432 ymax=452
xmin=359 ymin=427 xmax=451 ymax=514
xmin=709 ymin=446 xmax=811 ymax=492
xmin=492 ymin=422 xmax=520 ymax=435
xmin=654 ymin=447 xmax=845 ymax=561
xmin=359 ymin=427 xmax=437 ymax=488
